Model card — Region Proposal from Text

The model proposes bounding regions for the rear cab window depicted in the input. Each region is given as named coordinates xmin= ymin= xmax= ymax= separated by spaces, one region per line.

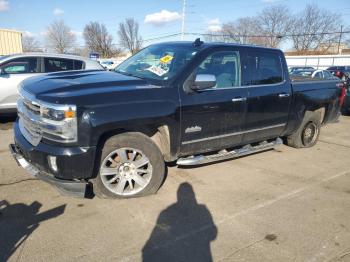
xmin=0 ymin=57 xmax=39 ymax=74
xmin=243 ymin=49 xmax=283 ymax=86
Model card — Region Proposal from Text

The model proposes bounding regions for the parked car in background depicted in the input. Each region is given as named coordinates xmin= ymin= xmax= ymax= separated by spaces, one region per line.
xmin=327 ymin=66 xmax=350 ymax=81
xmin=288 ymin=66 xmax=314 ymax=74
xmin=0 ymin=53 xmax=103 ymax=114
xmin=290 ymin=69 xmax=338 ymax=80
xmin=342 ymin=77 xmax=350 ymax=114
xmin=99 ymin=60 xmax=117 ymax=71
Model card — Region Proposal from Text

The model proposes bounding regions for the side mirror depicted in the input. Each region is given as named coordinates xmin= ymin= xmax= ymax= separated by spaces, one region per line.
xmin=192 ymin=74 xmax=216 ymax=90
xmin=0 ymin=68 xmax=5 ymax=76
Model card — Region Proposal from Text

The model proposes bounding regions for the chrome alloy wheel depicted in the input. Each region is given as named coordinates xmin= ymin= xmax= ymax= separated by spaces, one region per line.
xmin=100 ymin=147 xmax=153 ymax=196
xmin=302 ymin=122 xmax=319 ymax=146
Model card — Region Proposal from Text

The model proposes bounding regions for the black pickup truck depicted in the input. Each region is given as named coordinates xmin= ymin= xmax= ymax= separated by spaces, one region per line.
xmin=10 ymin=40 xmax=345 ymax=198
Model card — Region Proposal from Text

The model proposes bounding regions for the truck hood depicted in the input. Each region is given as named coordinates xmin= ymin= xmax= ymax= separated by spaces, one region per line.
xmin=20 ymin=70 xmax=152 ymax=104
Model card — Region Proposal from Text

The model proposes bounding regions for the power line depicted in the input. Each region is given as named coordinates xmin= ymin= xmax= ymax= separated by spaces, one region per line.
xmin=29 ymin=30 xmax=350 ymax=50
xmin=184 ymin=31 xmax=350 ymax=39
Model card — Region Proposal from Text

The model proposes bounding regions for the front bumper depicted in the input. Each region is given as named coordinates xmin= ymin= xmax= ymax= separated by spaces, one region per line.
xmin=13 ymin=120 xmax=96 ymax=179
xmin=11 ymin=120 xmax=97 ymax=197
xmin=9 ymin=144 xmax=88 ymax=197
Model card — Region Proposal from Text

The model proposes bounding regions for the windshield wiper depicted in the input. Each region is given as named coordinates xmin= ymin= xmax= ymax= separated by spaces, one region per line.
xmin=115 ymin=70 xmax=146 ymax=80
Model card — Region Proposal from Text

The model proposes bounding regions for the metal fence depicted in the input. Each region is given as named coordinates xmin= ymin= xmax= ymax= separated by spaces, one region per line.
xmin=285 ymin=55 xmax=350 ymax=69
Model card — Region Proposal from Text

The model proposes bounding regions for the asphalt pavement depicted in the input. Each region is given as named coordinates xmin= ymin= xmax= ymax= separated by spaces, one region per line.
xmin=0 ymin=116 xmax=349 ymax=262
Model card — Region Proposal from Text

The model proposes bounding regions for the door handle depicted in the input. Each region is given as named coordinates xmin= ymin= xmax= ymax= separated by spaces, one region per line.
xmin=279 ymin=93 xmax=290 ymax=98
xmin=231 ymin=97 xmax=247 ymax=102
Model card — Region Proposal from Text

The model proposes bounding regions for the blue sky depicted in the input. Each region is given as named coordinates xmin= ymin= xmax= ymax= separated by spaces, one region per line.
xmin=0 ymin=0 xmax=349 ymax=49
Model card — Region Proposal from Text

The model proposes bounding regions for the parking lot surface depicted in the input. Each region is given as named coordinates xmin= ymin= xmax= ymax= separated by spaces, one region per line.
xmin=0 ymin=117 xmax=350 ymax=262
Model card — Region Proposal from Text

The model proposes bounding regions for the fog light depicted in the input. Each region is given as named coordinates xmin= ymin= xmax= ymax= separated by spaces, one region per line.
xmin=47 ymin=156 xmax=58 ymax=172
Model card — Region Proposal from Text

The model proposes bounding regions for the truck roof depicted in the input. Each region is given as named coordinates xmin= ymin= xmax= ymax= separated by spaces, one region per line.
xmin=155 ymin=41 xmax=282 ymax=52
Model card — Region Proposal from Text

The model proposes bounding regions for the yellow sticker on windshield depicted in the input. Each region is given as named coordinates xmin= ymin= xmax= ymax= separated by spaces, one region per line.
xmin=160 ymin=55 xmax=174 ymax=64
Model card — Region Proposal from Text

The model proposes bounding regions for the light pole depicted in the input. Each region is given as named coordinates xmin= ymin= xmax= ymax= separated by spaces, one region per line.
xmin=181 ymin=0 xmax=186 ymax=40
xmin=337 ymin=25 xmax=343 ymax=55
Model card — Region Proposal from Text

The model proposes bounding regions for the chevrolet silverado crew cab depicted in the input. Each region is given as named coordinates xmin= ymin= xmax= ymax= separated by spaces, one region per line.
xmin=9 ymin=39 xmax=345 ymax=198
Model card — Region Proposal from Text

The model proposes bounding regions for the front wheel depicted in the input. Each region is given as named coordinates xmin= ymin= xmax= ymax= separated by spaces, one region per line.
xmin=92 ymin=132 xmax=165 ymax=199
xmin=286 ymin=112 xmax=321 ymax=148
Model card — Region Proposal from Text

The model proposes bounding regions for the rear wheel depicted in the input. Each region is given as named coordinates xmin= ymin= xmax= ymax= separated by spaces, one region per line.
xmin=92 ymin=132 xmax=165 ymax=199
xmin=287 ymin=112 xmax=321 ymax=148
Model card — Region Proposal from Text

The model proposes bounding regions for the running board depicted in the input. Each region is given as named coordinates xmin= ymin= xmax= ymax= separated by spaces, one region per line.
xmin=177 ymin=137 xmax=283 ymax=166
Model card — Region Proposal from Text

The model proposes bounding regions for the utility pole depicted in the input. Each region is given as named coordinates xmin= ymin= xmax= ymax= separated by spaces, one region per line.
xmin=181 ymin=0 xmax=186 ymax=40
xmin=337 ymin=25 xmax=343 ymax=55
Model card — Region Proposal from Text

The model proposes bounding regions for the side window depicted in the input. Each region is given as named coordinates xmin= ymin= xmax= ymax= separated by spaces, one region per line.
xmin=324 ymin=71 xmax=332 ymax=78
xmin=196 ymin=51 xmax=241 ymax=88
xmin=244 ymin=51 xmax=283 ymax=85
xmin=44 ymin=58 xmax=74 ymax=72
xmin=1 ymin=57 xmax=38 ymax=74
xmin=74 ymin=60 xmax=84 ymax=70
xmin=314 ymin=72 xmax=322 ymax=78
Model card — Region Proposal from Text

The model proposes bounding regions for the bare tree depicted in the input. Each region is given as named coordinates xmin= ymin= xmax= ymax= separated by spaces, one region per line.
xmin=22 ymin=36 xmax=41 ymax=52
xmin=118 ymin=18 xmax=142 ymax=54
xmin=212 ymin=17 xmax=269 ymax=46
xmin=290 ymin=5 xmax=341 ymax=53
xmin=257 ymin=5 xmax=292 ymax=48
xmin=83 ymin=22 xmax=115 ymax=58
xmin=46 ymin=20 xmax=76 ymax=53
xmin=206 ymin=6 xmax=292 ymax=48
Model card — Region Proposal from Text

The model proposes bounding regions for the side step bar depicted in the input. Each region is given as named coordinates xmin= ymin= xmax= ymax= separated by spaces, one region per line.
xmin=177 ymin=137 xmax=283 ymax=166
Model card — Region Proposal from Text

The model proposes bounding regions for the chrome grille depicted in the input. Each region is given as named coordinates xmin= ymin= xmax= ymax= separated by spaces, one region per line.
xmin=17 ymin=97 xmax=43 ymax=146
xmin=22 ymin=98 xmax=40 ymax=115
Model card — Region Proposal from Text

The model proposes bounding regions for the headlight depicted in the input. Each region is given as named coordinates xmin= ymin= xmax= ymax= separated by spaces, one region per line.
xmin=40 ymin=103 xmax=78 ymax=143
xmin=41 ymin=105 xmax=76 ymax=121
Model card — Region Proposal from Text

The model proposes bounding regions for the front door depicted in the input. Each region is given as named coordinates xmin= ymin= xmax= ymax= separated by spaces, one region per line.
xmin=0 ymin=57 xmax=40 ymax=110
xmin=179 ymin=49 xmax=247 ymax=155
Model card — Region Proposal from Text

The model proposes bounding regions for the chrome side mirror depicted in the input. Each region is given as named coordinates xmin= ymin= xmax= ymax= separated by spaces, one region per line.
xmin=192 ymin=74 xmax=216 ymax=90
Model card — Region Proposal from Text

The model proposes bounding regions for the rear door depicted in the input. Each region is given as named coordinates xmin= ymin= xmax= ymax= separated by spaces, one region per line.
xmin=241 ymin=49 xmax=291 ymax=143
xmin=0 ymin=57 xmax=40 ymax=110
xmin=179 ymin=47 xmax=247 ymax=155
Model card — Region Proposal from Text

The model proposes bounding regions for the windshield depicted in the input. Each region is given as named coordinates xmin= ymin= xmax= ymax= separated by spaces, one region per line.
xmin=115 ymin=44 xmax=198 ymax=81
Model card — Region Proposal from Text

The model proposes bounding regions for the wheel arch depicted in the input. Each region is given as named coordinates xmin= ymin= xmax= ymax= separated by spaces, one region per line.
xmin=95 ymin=124 xmax=173 ymax=163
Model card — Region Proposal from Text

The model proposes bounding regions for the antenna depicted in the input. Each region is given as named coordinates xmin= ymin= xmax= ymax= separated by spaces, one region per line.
xmin=193 ymin=38 xmax=203 ymax=47
xmin=181 ymin=0 xmax=186 ymax=40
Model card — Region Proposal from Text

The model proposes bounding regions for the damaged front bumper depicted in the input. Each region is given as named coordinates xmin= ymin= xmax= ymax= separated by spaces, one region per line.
xmin=9 ymin=143 xmax=88 ymax=198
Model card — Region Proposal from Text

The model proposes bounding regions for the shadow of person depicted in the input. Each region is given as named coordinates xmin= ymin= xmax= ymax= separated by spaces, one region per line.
xmin=0 ymin=200 xmax=66 ymax=261
xmin=142 ymin=182 xmax=218 ymax=262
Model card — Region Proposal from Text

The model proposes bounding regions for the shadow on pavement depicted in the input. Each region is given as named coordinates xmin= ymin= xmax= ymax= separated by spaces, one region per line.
xmin=0 ymin=200 xmax=66 ymax=261
xmin=142 ymin=182 xmax=218 ymax=262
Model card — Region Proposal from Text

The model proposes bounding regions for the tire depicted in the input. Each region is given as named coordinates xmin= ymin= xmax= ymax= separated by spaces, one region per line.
xmin=286 ymin=112 xmax=321 ymax=148
xmin=92 ymin=132 xmax=165 ymax=199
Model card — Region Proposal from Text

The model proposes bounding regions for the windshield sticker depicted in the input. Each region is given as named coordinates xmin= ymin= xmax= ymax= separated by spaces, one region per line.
xmin=146 ymin=65 xmax=169 ymax=76
xmin=160 ymin=55 xmax=174 ymax=64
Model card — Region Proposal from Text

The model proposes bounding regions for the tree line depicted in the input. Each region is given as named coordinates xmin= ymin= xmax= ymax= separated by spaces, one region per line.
xmin=22 ymin=4 xmax=349 ymax=57
xmin=205 ymin=4 xmax=348 ymax=54
xmin=22 ymin=18 xmax=142 ymax=57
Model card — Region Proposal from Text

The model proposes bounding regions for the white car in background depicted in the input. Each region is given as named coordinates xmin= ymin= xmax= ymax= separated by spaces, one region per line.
xmin=0 ymin=53 xmax=103 ymax=114
xmin=290 ymin=69 xmax=339 ymax=80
